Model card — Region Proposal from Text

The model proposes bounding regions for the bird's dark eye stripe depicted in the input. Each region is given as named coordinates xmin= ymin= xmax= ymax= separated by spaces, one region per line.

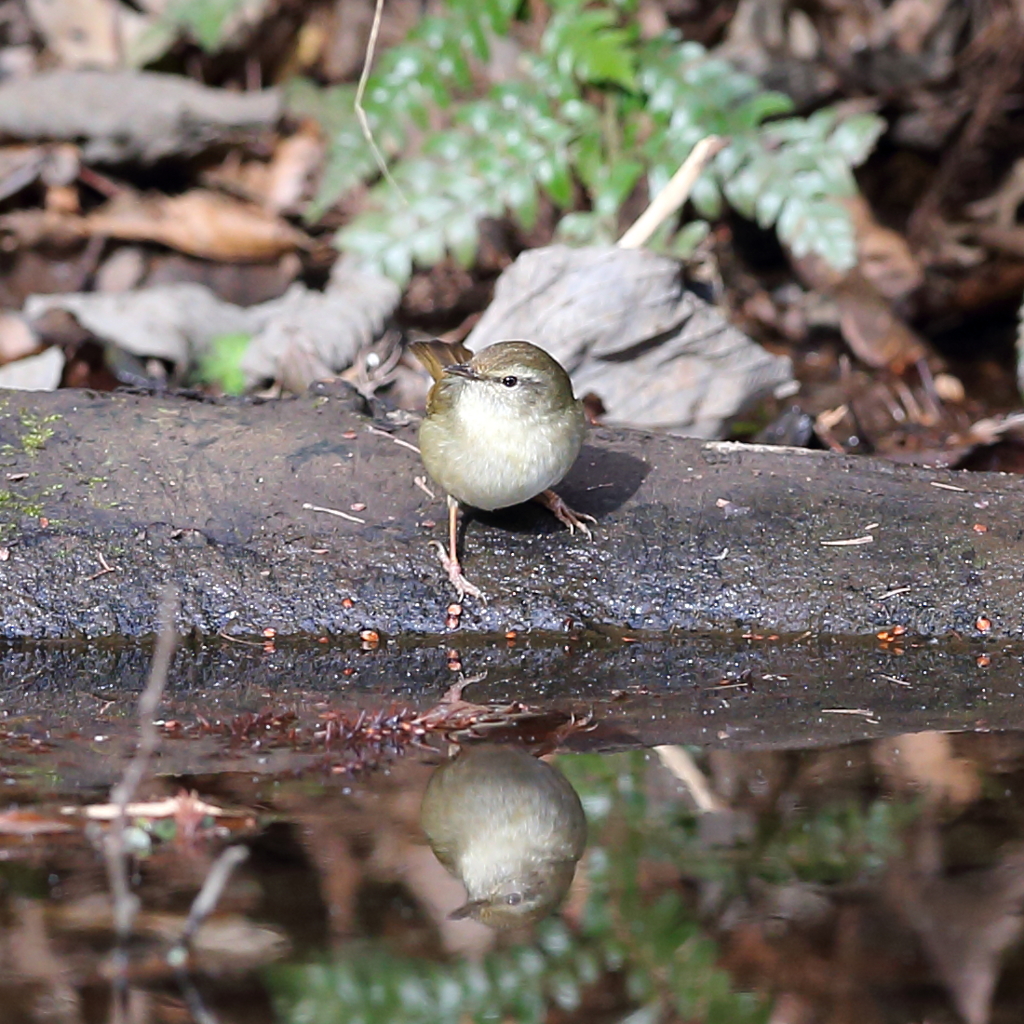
xmin=501 ymin=375 xmax=518 ymax=388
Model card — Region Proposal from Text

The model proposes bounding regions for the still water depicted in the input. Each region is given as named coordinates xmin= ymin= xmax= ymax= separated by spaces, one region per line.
xmin=2 ymin=635 xmax=1024 ymax=1024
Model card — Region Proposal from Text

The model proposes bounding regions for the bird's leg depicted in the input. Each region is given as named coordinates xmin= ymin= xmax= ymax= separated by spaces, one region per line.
xmin=535 ymin=489 xmax=597 ymax=539
xmin=429 ymin=494 xmax=484 ymax=601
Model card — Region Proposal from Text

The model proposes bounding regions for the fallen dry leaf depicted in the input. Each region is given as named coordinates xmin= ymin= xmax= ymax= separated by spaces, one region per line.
xmin=833 ymin=273 xmax=929 ymax=372
xmin=87 ymin=189 xmax=309 ymax=262
xmin=466 ymin=245 xmax=793 ymax=437
xmin=206 ymin=122 xmax=324 ymax=214
xmin=790 ymin=197 xmax=928 ymax=373
xmin=965 ymin=157 xmax=1024 ymax=229
xmin=0 ymin=345 xmax=64 ymax=391
xmin=0 ymin=207 xmax=88 ymax=248
xmin=889 ymin=843 xmax=1024 ymax=1024
xmin=847 ymin=194 xmax=924 ymax=302
xmin=885 ymin=0 xmax=954 ymax=55
xmin=239 ymin=255 xmax=401 ymax=387
xmin=873 ymin=731 xmax=979 ymax=807
xmin=264 ymin=124 xmax=324 ymax=212
xmin=25 ymin=0 xmax=126 ymax=69
xmin=0 ymin=312 xmax=40 ymax=364
xmin=24 ymin=283 xmax=256 ymax=369
xmin=0 ymin=145 xmax=47 ymax=203
xmin=0 ymin=809 xmax=74 ymax=836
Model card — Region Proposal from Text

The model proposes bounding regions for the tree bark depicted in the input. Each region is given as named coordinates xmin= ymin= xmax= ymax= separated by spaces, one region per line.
xmin=0 ymin=384 xmax=1019 ymax=640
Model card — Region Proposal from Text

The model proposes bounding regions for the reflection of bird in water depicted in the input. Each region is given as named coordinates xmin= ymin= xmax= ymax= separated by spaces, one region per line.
xmin=419 ymin=744 xmax=587 ymax=928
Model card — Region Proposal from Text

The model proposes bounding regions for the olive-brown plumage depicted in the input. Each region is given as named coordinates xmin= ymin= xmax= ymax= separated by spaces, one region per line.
xmin=420 ymin=744 xmax=587 ymax=928
xmin=411 ymin=339 xmax=594 ymax=599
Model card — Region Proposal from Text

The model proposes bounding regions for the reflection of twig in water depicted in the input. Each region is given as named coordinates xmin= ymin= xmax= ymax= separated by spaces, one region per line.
xmin=170 ymin=844 xmax=251 ymax=960
xmin=168 ymin=844 xmax=251 ymax=1024
xmin=175 ymin=968 xmax=220 ymax=1024
xmin=103 ymin=585 xmax=178 ymax=1018
xmin=654 ymin=745 xmax=724 ymax=814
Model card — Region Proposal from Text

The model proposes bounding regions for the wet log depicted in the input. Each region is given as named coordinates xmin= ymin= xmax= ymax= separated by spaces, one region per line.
xmin=0 ymin=384 xmax=1019 ymax=640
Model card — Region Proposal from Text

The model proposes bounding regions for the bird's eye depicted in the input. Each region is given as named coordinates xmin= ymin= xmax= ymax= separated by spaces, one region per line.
xmin=505 ymin=893 xmax=523 ymax=906
xmin=501 ymin=375 xmax=518 ymax=388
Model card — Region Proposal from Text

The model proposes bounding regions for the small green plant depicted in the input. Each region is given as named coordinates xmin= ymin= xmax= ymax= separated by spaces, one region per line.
xmin=16 ymin=412 xmax=61 ymax=454
xmin=289 ymin=0 xmax=884 ymax=283
xmin=0 ymin=411 xmax=62 ymax=461
xmin=0 ymin=489 xmax=44 ymax=517
xmin=194 ymin=333 xmax=251 ymax=396
xmin=131 ymin=0 xmax=269 ymax=63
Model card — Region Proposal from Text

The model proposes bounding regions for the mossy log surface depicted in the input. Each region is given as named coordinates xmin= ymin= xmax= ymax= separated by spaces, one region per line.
xmin=0 ymin=384 xmax=1020 ymax=641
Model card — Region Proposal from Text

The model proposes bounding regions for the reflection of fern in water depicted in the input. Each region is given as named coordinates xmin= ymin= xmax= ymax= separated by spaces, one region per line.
xmin=270 ymin=751 xmax=914 ymax=1022
xmin=269 ymin=751 xmax=769 ymax=1024
xmin=271 ymin=911 xmax=765 ymax=1023
xmin=288 ymin=0 xmax=885 ymax=283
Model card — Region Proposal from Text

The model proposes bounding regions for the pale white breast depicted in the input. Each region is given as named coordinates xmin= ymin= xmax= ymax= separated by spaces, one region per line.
xmin=420 ymin=384 xmax=585 ymax=510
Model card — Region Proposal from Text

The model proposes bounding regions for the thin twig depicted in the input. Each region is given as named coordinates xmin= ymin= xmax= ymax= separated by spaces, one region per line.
xmin=85 ymin=552 xmax=117 ymax=581
xmin=303 ymin=502 xmax=367 ymax=524
xmin=217 ymin=630 xmax=266 ymax=646
xmin=821 ymin=708 xmax=879 ymax=721
xmin=365 ymin=424 xmax=421 ymax=453
xmin=104 ymin=585 xmax=178 ymax=1018
xmin=617 ymin=136 xmax=727 ymax=250
xmin=355 ymin=0 xmax=407 ymax=202
xmin=879 ymin=674 xmax=911 ymax=687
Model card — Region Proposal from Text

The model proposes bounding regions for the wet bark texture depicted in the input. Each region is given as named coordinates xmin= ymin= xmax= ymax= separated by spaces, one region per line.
xmin=0 ymin=384 xmax=1020 ymax=640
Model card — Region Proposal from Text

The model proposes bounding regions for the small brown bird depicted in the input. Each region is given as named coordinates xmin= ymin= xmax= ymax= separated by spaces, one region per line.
xmin=419 ymin=743 xmax=587 ymax=928
xmin=410 ymin=339 xmax=594 ymax=599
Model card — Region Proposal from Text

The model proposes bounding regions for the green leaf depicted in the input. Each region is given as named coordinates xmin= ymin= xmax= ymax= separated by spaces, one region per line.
xmin=542 ymin=9 xmax=638 ymax=90
xmin=537 ymin=154 xmax=574 ymax=207
xmin=555 ymin=210 xmax=616 ymax=245
xmin=194 ymin=333 xmax=250 ymax=395
xmin=447 ymin=211 xmax=482 ymax=268
xmin=508 ymin=176 xmax=541 ymax=230
xmin=777 ymin=196 xmax=856 ymax=270
xmin=157 ymin=0 xmax=267 ymax=52
xmin=732 ymin=91 xmax=795 ymax=130
xmin=722 ymin=157 xmax=773 ymax=217
xmin=380 ymin=243 xmax=413 ymax=283
xmin=596 ymin=159 xmax=643 ymax=216
xmin=667 ymin=219 xmax=710 ymax=259
xmin=829 ymin=112 xmax=886 ymax=165
xmin=689 ymin=171 xmax=723 ymax=220
xmin=754 ymin=183 xmax=787 ymax=229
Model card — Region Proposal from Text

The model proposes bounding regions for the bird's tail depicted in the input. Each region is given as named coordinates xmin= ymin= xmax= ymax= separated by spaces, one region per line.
xmin=409 ymin=339 xmax=475 ymax=381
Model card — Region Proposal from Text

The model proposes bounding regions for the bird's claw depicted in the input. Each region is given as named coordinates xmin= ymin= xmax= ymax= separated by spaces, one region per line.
xmin=429 ymin=540 xmax=485 ymax=601
xmin=537 ymin=490 xmax=596 ymax=540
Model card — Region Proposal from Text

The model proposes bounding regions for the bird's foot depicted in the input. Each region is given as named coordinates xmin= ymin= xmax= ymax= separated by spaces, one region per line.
xmin=429 ymin=540 xmax=485 ymax=601
xmin=535 ymin=489 xmax=597 ymax=539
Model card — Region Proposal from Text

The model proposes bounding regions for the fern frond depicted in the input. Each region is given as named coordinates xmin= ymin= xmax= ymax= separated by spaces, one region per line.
xmin=299 ymin=3 xmax=886 ymax=277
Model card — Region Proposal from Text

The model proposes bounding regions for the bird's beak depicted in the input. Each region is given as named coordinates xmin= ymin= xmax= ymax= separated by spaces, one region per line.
xmin=448 ymin=898 xmax=486 ymax=920
xmin=442 ymin=363 xmax=480 ymax=380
